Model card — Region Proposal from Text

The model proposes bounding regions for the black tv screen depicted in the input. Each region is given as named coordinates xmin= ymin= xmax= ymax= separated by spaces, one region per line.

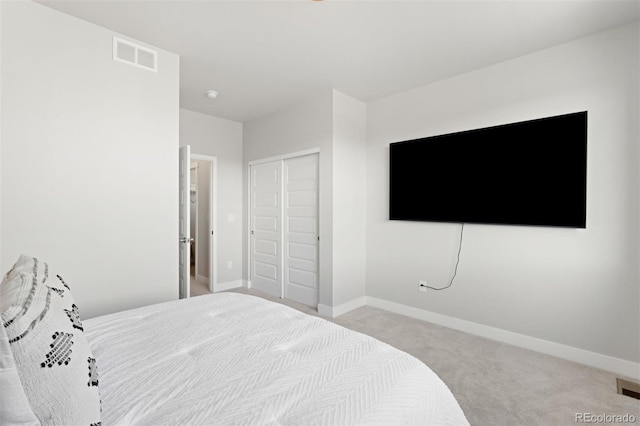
xmin=389 ymin=111 xmax=587 ymax=228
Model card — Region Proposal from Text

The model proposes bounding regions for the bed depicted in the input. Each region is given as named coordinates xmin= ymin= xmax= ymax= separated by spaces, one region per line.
xmin=1 ymin=255 xmax=469 ymax=425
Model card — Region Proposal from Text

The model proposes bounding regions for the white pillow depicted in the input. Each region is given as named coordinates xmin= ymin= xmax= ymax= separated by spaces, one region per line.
xmin=0 ymin=322 xmax=40 ymax=426
xmin=0 ymin=255 xmax=101 ymax=426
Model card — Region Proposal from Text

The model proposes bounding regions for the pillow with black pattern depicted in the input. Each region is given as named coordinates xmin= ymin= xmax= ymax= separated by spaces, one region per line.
xmin=0 ymin=255 xmax=101 ymax=426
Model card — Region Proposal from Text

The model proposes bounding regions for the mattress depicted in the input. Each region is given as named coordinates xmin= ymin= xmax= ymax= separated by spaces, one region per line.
xmin=84 ymin=293 xmax=468 ymax=425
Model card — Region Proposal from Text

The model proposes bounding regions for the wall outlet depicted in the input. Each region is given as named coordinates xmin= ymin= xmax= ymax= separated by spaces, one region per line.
xmin=227 ymin=260 xmax=233 ymax=269
xmin=419 ymin=280 xmax=427 ymax=293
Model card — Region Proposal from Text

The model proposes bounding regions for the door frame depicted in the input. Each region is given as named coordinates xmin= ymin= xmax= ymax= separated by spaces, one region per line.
xmin=246 ymin=148 xmax=319 ymax=294
xmin=191 ymin=153 xmax=218 ymax=293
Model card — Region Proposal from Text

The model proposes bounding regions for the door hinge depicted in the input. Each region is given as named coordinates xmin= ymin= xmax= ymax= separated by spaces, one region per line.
xmin=251 ymin=230 xmax=254 ymax=235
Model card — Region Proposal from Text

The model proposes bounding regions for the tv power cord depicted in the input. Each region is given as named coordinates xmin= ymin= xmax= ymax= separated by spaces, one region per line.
xmin=423 ymin=223 xmax=465 ymax=291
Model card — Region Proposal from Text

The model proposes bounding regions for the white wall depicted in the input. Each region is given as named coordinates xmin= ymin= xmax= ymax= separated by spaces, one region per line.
xmin=179 ymin=108 xmax=243 ymax=286
xmin=0 ymin=0 xmax=180 ymax=319
xmin=243 ymin=91 xmax=334 ymax=306
xmin=332 ymin=92 xmax=367 ymax=307
xmin=366 ymin=23 xmax=640 ymax=364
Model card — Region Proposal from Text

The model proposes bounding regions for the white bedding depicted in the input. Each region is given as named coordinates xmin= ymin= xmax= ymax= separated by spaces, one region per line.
xmin=84 ymin=293 xmax=468 ymax=425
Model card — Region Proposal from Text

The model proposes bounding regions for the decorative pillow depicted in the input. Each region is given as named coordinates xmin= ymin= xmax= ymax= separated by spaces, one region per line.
xmin=0 ymin=321 xmax=40 ymax=425
xmin=0 ymin=255 xmax=101 ymax=426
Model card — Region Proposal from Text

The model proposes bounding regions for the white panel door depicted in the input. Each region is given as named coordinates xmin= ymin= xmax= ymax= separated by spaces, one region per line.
xmin=284 ymin=154 xmax=318 ymax=306
xmin=250 ymin=160 xmax=283 ymax=298
xmin=179 ymin=145 xmax=191 ymax=299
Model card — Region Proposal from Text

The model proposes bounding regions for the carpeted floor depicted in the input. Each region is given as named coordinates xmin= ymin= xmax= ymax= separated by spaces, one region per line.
xmin=224 ymin=287 xmax=639 ymax=426
xmin=189 ymin=262 xmax=211 ymax=296
xmin=190 ymin=277 xmax=211 ymax=297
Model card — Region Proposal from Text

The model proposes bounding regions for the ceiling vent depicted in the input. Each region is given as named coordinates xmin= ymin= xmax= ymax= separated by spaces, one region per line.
xmin=113 ymin=37 xmax=157 ymax=72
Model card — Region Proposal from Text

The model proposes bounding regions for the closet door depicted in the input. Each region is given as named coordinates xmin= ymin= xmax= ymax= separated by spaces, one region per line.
xmin=250 ymin=160 xmax=283 ymax=298
xmin=284 ymin=154 xmax=319 ymax=306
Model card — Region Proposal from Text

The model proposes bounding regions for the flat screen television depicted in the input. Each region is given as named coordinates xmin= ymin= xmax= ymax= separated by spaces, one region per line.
xmin=389 ymin=111 xmax=587 ymax=228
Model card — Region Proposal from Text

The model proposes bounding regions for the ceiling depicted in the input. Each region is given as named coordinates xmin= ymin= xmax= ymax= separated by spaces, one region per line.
xmin=39 ymin=0 xmax=639 ymax=123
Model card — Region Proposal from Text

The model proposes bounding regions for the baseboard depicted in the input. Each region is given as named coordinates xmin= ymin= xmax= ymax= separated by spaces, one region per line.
xmin=366 ymin=296 xmax=640 ymax=380
xmin=195 ymin=273 xmax=208 ymax=284
xmin=318 ymin=296 xmax=367 ymax=318
xmin=214 ymin=279 xmax=243 ymax=292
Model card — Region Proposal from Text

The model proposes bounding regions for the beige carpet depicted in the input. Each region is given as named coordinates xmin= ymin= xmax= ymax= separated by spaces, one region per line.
xmin=190 ymin=277 xmax=211 ymax=297
xmin=223 ymin=287 xmax=639 ymax=426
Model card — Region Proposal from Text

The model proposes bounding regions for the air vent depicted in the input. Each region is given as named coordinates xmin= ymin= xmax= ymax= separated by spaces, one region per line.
xmin=617 ymin=378 xmax=640 ymax=399
xmin=113 ymin=37 xmax=157 ymax=72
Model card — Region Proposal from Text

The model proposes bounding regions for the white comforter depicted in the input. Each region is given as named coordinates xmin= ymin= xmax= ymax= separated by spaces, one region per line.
xmin=84 ymin=293 xmax=468 ymax=425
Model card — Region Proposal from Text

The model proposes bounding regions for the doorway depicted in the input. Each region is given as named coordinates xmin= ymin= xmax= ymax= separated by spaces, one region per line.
xmin=179 ymin=146 xmax=217 ymax=298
